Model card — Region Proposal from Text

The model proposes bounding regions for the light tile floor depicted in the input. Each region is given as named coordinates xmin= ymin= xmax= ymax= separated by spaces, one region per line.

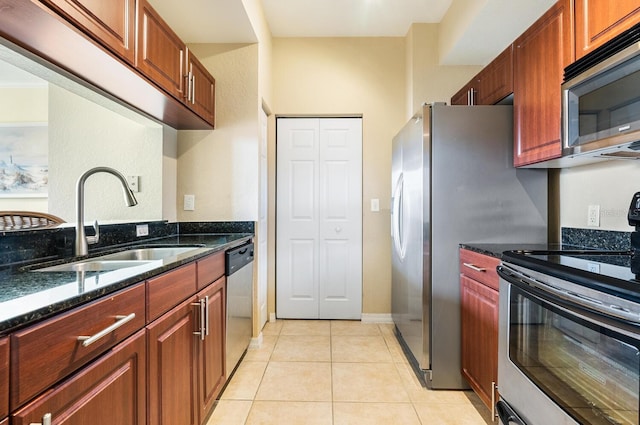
xmin=207 ymin=320 xmax=494 ymax=425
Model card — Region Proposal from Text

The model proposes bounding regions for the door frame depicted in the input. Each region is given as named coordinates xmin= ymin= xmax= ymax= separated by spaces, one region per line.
xmin=274 ymin=115 xmax=364 ymax=319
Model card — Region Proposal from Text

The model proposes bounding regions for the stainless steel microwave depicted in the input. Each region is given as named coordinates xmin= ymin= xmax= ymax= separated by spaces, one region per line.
xmin=562 ymin=39 xmax=640 ymax=161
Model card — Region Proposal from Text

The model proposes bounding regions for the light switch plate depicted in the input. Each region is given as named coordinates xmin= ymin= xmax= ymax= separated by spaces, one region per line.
xmin=184 ymin=194 xmax=195 ymax=211
xmin=371 ymin=198 xmax=380 ymax=212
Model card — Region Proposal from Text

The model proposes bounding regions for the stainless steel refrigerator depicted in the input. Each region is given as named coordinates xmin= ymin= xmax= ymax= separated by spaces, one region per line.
xmin=391 ymin=103 xmax=548 ymax=389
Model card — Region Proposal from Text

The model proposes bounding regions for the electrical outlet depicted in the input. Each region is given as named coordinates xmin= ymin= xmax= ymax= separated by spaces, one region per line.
xmin=587 ymin=204 xmax=600 ymax=227
xmin=184 ymin=194 xmax=195 ymax=211
xmin=127 ymin=175 xmax=139 ymax=192
xmin=136 ymin=224 xmax=149 ymax=237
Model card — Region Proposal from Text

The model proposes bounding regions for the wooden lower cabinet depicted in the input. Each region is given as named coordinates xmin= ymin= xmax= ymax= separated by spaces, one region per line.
xmin=198 ymin=277 xmax=226 ymax=420
xmin=11 ymin=329 xmax=146 ymax=425
xmin=460 ymin=249 xmax=500 ymax=412
xmin=0 ymin=337 xmax=8 ymax=420
xmin=0 ymin=417 xmax=7 ymax=425
xmin=460 ymin=275 xmax=499 ymax=410
xmin=148 ymin=276 xmax=226 ymax=425
xmin=147 ymin=295 xmax=199 ymax=425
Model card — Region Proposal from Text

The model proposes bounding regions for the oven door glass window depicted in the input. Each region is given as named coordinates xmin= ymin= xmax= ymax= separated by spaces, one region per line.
xmin=509 ymin=286 xmax=640 ymax=425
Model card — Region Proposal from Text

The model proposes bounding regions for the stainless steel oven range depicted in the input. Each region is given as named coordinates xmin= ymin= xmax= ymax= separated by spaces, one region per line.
xmin=497 ymin=250 xmax=640 ymax=425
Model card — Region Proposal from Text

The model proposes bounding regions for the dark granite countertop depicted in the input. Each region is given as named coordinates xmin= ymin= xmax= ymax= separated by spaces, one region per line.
xmin=0 ymin=233 xmax=252 ymax=335
xmin=459 ymin=243 xmax=565 ymax=259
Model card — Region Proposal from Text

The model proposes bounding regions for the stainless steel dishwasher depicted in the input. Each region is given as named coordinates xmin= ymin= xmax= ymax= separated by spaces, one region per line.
xmin=225 ymin=242 xmax=254 ymax=375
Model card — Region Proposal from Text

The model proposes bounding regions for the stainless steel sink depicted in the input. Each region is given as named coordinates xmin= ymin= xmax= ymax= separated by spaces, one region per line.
xmin=37 ymin=260 xmax=156 ymax=272
xmin=34 ymin=246 xmax=205 ymax=272
xmin=90 ymin=246 xmax=202 ymax=261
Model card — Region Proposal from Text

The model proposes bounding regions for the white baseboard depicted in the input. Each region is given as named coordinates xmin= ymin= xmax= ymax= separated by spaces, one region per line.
xmin=361 ymin=313 xmax=393 ymax=323
xmin=249 ymin=332 xmax=263 ymax=349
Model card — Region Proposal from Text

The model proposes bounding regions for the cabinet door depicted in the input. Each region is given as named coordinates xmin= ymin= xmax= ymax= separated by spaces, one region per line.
xmin=197 ymin=276 xmax=226 ymax=420
xmin=136 ymin=0 xmax=186 ymax=101
xmin=11 ymin=283 xmax=145 ymax=409
xmin=476 ymin=44 xmax=513 ymax=105
xmin=460 ymin=275 xmax=499 ymax=411
xmin=513 ymin=0 xmax=573 ymax=167
xmin=40 ymin=0 xmax=136 ymax=64
xmin=12 ymin=330 xmax=146 ymax=425
xmin=187 ymin=51 xmax=216 ymax=126
xmin=451 ymin=81 xmax=475 ymax=105
xmin=575 ymin=0 xmax=640 ymax=59
xmin=0 ymin=337 xmax=7 ymax=420
xmin=147 ymin=296 xmax=199 ymax=425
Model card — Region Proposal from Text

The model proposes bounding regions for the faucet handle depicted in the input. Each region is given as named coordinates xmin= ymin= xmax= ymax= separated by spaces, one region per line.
xmin=86 ymin=220 xmax=100 ymax=245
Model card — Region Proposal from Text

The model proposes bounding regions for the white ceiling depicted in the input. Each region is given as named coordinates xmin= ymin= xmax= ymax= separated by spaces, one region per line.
xmin=148 ymin=0 xmax=556 ymax=66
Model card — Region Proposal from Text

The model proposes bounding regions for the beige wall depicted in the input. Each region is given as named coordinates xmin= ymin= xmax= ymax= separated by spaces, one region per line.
xmin=177 ymin=44 xmax=260 ymax=222
xmin=271 ymin=37 xmax=406 ymax=315
xmin=559 ymin=161 xmax=640 ymax=233
xmin=269 ymin=33 xmax=493 ymax=316
xmin=406 ymin=23 xmax=482 ymax=116
xmin=47 ymin=84 xmax=164 ymax=223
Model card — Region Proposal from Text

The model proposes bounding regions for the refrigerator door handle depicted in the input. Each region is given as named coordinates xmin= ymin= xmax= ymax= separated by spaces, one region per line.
xmin=392 ymin=173 xmax=406 ymax=259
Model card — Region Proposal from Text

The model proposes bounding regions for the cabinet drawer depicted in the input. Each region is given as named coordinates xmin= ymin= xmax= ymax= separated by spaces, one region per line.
xmin=12 ymin=330 xmax=146 ymax=425
xmin=10 ymin=283 xmax=145 ymax=409
xmin=0 ymin=337 xmax=8 ymax=419
xmin=147 ymin=263 xmax=197 ymax=322
xmin=197 ymin=251 xmax=224 ymax=291
xmin=459 ymin=249 xmax=500 ymax=290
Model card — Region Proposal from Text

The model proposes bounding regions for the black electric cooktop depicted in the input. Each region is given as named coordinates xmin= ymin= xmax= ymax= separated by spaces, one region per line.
xmin=502 ymin=249 xmax=640 ymax=302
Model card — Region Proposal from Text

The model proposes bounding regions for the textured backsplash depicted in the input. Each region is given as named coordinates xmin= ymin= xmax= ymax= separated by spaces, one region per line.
xmin=0 ymin=221 xmax=254 ymax=268
xmin=561 ymin=227 xmax=632 ymax=251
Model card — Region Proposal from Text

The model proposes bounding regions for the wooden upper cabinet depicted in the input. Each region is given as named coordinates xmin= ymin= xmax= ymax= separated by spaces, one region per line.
xmin=451 ymin=80 xmax=476 ymax=105
xmin=575 ymin=0 xmax=640 ymax=59
xmin=475 ymin=44 xmax=513 ymax=106
xmin=0 ymin=337 xmax=8 ymax=421
xmin=451 ymin=45 xmax=513 ymax=106
xmin=40 ymin=0 xmax=136 ymax=65
xmin=187 ymin=51 xmax=216 ymax=127
xmin=136 ymin=0 xmax=187 ymax=102
xmin=513 ymin=0 xmax=574 ymax=167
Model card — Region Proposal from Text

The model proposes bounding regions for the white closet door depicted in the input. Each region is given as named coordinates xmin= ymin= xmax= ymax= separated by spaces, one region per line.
xmin=276 ymin=117 xmax=362 ymax=319
xmin=318 ymin=118 xmax=362 ymax=319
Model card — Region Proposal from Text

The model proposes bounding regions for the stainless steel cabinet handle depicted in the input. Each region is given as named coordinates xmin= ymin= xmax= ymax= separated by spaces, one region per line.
xmin=204 ymin=295 xmax=210 ymax=336
xmin=30 ymin=412 xmax=52 ymax=425
xmin=77 ymin=313 xmax=136 ymax=347
xmin=192 ymin=298 xmax=206 ymax=341
xmin=191 ymin=74 xmax=196 ymax=104
xmin=463 ymin=262 xmax=486 ymax=272
xmin=491 ymin=381 xmax=497 ymax=422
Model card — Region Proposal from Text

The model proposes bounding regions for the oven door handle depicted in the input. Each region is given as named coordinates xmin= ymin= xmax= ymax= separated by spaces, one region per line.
xmin=498 ymin=264 xmax=640 ymax=325
xmin=496 ymin=400 xmax=527 ymax=424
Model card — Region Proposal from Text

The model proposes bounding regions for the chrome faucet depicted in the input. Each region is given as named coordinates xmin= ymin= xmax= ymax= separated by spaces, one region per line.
xmin=75 ymin=166 xmax=138 ymax=256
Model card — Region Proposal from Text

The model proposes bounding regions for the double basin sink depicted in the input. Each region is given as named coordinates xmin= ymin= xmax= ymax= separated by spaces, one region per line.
xmin=34 ymin=246 xmax=206 ymax=272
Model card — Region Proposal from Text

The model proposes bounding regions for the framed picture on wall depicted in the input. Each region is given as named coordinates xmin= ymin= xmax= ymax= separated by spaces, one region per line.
xmin=0 ymin=122 xmax=48 ymax=197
